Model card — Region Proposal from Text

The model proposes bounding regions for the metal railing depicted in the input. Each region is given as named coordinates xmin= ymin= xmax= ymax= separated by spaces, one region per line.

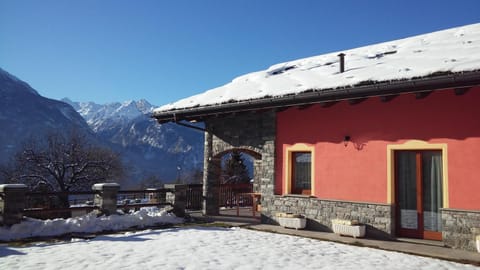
xmin=23 ymin=188 xmax=174 ymax=220
xmin=218 ymin=183 xmax=253 ymax=208
xmin=20 ymin=183 xmax=254 ymax=220
xmin=185 ymin=184 xmax=203 ymax=210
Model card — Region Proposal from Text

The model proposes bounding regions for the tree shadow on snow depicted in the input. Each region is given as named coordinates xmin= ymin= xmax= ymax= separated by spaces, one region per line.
xmin=92 ymin=226 xmax=234 ymax=242
xmin=0 ymin=246 xmax=26 ymax=257
xmin=0 ymin=226 xmax=235 ymax=249
xmin=84 ymin=226 xmax=234 ymax=244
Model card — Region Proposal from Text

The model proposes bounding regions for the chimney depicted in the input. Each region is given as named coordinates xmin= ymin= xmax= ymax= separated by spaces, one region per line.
xmin=338 ymin=53 xmax=345 ymax=73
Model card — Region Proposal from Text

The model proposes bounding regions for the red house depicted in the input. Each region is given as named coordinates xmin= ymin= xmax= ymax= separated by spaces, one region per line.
xmin=153 ymin=23 xmax=480 ymax=251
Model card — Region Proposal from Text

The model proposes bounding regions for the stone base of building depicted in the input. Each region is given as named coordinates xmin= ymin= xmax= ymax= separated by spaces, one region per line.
xmin=442 ymin=208 xmax=480 ymax=252
xmin=261 ymin=195 xmax=394 ymax=239
xmin=260 ymin=196 xmax=480 ymax=252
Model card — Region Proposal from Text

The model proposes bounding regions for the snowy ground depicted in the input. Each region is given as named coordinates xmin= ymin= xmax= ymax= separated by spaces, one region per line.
xmin=1 ymin=226 xmax=479 ymax=269
xmin=0 ymin=207 xmax=477 ymax=269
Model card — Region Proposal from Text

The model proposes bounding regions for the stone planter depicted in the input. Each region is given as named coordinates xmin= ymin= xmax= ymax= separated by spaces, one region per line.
xmin=331 ymin=219 xmax=366 ymax=238
xmin=276 ymin=213 xmax=306 ymax=230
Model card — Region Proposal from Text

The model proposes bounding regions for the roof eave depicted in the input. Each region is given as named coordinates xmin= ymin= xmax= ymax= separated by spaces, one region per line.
xmin=152 ymin=71 xmax=480 ymax=123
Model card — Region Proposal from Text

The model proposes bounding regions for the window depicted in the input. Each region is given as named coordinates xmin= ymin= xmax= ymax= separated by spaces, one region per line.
xmin=387 ymin=140 xmax=448 ymax=241
xmin=386 ymin=140 xmax=448 ymax=208
xmin=283 ymin=143 xmax=315 ymax=196
xmin=396 ymin=150 xmax=443 ymax=240
xmin=292 ymin=152 xmax=312 ymax=195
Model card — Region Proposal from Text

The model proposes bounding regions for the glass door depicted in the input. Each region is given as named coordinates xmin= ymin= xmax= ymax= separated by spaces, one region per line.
xmin=395 ymin=150 xmax=443 ymax=240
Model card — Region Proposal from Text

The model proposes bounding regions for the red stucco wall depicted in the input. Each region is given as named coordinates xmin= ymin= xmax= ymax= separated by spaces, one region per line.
xmin=275 ymin=87 xmax=480 ymax=210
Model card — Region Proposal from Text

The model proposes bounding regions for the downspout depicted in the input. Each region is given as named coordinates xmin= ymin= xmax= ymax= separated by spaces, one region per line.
xmin=174 ymin=121 xmax=207 ymax=132
xmin=153 ymin=112 xmax=207 ymax=132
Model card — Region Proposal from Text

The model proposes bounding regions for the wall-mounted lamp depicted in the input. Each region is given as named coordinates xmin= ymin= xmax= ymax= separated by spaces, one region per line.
xmin=343 ymin=135 xmax=351 ymax=147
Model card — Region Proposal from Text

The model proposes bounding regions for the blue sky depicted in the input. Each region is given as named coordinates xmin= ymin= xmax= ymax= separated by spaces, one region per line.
xmin=1 ymin=0 xmax=479 ymax=106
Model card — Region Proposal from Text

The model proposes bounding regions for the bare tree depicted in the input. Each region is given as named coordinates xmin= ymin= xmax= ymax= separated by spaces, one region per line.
xmin=7 ymin=131 xmax=125 ymax=207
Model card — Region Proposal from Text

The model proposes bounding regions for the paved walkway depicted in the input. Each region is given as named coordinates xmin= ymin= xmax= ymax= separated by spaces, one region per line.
xmin=189 ymin=212 xmax=480 ymax=266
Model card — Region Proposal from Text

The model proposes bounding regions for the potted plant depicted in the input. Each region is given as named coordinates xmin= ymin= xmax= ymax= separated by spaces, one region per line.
xmin=331 ymin=219 xmax=366 ymax=238
xmin=276 ymin=212 xmax=307 ymax=230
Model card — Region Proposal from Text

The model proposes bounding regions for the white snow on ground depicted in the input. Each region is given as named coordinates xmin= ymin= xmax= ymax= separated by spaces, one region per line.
xmin=155 ymin=23 xmax=480 ymax=113
xmin=1 ymin=227 xmax=478 ymax=270
xmin=0 ymin=207 xmax=182 ymax=241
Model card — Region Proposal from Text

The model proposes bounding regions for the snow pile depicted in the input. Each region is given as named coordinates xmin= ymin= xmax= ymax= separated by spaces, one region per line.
xmin=1 ymin=227 xmax=477 ymax=269
xmin=155 ymin=23 xmax=480 ymax=113
xmin=0 ymin=207 xmax=182 ymax=241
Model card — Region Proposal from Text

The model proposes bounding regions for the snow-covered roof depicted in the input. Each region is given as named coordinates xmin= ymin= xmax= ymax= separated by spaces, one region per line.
xmin=154 ymin=23 xmax=480 ymax=116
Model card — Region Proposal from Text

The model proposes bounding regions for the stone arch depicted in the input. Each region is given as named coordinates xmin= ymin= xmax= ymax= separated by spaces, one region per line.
xmin=202 ymin=111 xmax=276 ymax=215
xmin=213 ymin=144 xmax=262 ymax=160
xmin=213 ymin=147 xmax=262 ymax=160
xmin=213 ymin=147 xmax=262 ymax=193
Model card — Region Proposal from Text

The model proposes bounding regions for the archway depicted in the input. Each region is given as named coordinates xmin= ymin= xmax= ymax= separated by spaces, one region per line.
xmin=213 ymin=148 xmax=262 ymax=217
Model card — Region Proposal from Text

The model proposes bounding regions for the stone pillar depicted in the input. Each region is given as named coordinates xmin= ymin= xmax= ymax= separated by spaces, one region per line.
xmin=92 ymin=183 xmax=120 ymax=216
xmin=173 ymin=184 xmax=187 ymax=217
xmin=203 ymin=130 xmax=220 ymax=215
xmin=0 ymin=184 xmax=28 ymax=226
xmin=258 ymin=113 xmax=276 ymax=223
xmin=253 ymin=160 xmax=262 ymax=193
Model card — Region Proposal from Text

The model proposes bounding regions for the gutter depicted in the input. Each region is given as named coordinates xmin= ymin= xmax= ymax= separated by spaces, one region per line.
xmin=152 ymin=71 xmax=480 ymax=123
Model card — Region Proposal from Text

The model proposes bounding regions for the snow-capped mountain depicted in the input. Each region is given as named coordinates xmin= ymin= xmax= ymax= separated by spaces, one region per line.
xmin=64 ymin=99 xmax=204 ymax=185
xmin=64 ymin=99 xmax=155 ymax=132
xmin=0 ymin=68 xmax=94 ymax=165
xmin=0 ymin=67 xmax=203 ymax=187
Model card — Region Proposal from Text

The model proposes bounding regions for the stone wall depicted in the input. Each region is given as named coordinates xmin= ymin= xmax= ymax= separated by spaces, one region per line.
xmin=262 ymin=195 xmax=394 ymax=239
xmin=442 ymin=208 xmax=480 ymax=251
xmin=202 ymin=111 xmax=276 ymax=215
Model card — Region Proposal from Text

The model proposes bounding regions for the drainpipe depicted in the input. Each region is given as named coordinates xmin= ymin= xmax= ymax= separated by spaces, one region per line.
xmin=174 ymin=121 xmax=207 ymax=132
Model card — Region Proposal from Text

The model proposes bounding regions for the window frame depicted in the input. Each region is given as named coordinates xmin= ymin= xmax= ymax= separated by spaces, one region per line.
xmin=283 ymin=143 xmax=315 ymax=196
xmin=387 ymin=140 xmax=448 ymax=208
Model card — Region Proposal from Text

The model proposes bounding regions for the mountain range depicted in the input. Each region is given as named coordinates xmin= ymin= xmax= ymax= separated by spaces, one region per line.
xmin=63 ymin=99 xmax=205 ymax=186
xmin=0 ymin=67 xmax=204 ymax=187
xmin=0 ymin=68 xmax=94 ymax=164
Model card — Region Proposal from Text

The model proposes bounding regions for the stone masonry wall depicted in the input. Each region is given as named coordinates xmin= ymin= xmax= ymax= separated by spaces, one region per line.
xmin=442 ymin=209 xmax=480 ymax=251
xmin=262 ymin=195 xmax=394 ymax=239
xmin=202 ymin=111 xmax=276 ymax=215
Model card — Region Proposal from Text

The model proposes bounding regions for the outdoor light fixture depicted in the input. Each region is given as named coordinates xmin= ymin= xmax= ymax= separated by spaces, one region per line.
xmin=343 ymin=135 xmax=351 ymax=147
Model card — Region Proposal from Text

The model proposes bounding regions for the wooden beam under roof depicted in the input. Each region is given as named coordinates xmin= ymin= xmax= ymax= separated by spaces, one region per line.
xmin=380 ymin=95 xmax=398 ymax=102
xmin=415 ymin=91 xmax=432 ymax=99
xmin=319 ymin=101 xmax=339 ymax=108
xmin=454 ymin=87 xmax=471 ymax=96
xmin=348 ymin=98 xmax=367 ymax=105
xmin=297 ymin=104 xmax=313 ymax=110
xmin=274 ymin=107 xmax=289 ymax=112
